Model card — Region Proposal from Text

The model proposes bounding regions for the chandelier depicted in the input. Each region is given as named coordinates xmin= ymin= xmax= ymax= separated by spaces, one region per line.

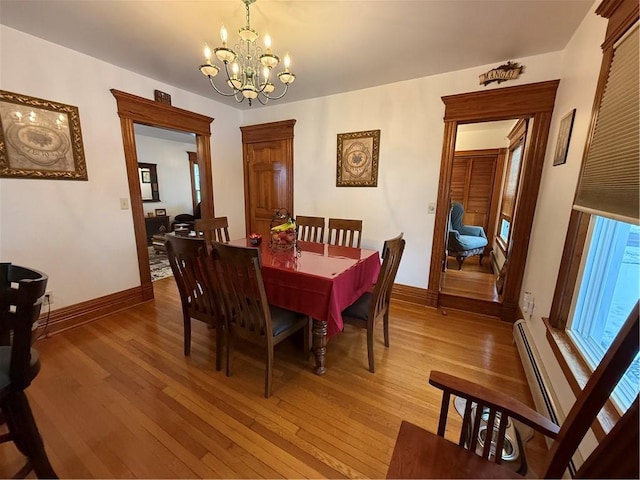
xmin=199 ymin=0 xmax=295 ymax=106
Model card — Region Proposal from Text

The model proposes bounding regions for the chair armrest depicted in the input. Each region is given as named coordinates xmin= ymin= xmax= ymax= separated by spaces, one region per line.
xmin=458 ymin=225 xmax=486 ymax=238
xmin=429 ymin=370 xmax=560 ymax=438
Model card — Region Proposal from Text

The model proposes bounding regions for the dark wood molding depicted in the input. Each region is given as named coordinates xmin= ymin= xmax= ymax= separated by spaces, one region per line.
xmin=111 ymin=89 xmax=213 ymax=134
xmin=110 ymin=90 xmax=215 ymax=295
xmin=392 ymin=284 xmax=429 ymax=305
xmin=36 ymin=286 xmax=148 ymax=336
xmin=429 ymin=81 xmax=560 ymax=322
xmin=441 ymin=80 xmax=560 ymax=122
xmin=439 ymin=294 xmax=502 ymax=318
xmin=240 ymin=119 xmax=296 ymax=143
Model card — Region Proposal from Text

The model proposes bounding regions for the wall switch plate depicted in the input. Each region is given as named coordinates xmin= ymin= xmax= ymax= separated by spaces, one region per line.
xmin=428 ymin=202 xmax=436 ymax=214
xmin=120 ymin=198 xmax=129 ymax=210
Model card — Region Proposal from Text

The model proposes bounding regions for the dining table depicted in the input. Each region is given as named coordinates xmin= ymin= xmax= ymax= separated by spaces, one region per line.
xmin=229 ymin=238 xmax=381 ymax=375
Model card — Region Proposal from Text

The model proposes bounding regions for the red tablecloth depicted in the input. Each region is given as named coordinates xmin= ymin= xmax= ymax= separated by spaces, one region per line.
xmin=231 ymin=240 xmax=381 ymax=338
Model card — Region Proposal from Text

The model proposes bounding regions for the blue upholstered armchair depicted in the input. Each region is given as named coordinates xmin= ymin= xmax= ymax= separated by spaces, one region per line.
xmin=447 ymin=202 xmax=488 ymax=270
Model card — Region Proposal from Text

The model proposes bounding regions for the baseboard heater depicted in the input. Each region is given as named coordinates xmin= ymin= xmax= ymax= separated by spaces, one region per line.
xmin=513 ymin=319 xmax=580 ymax=476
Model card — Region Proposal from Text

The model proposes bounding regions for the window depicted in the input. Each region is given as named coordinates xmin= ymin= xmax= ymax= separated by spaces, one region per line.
xmin=568 ymin=216 xmax=639 ymax=411
xmin=497 ymin=120 xmax=526 ymax=253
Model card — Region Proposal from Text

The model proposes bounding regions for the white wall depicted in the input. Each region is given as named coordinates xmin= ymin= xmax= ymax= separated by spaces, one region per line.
xmin=519 ymin=0 xmax=607 ymax=457
xmin=241 ymin=52 xmax=564 ymax=288
xmin=455 ymin=120 xmax=514 ymax=151
xmin=135 ymin=134 xmax=195 ymax=219
xmin=0 ymin=26 xmax=244 ymax=308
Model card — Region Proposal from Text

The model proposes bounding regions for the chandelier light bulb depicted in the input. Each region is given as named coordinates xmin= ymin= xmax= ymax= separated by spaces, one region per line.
xmin=220 ymin=25 xmax=228 ymax=46
xmin=232 ymin=62 xmax=239 ymax=76
xmin=264 ymin=34 xmax=272 ymax=52
xmin=263 ymin=66 xmax=270 ymax=80
xmin=284 ymin=53 xmax=291 ymax=70
xmin=203 ymin=45 xmax=212 ymax=61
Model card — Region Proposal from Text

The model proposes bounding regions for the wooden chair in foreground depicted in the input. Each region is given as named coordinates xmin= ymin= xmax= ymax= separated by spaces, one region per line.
xmin=195 ymin=217 xmax=230 ymax=245
xmin=341 ymin=233 xmax=405 ymax=373
xmin=212 ymin=243 xmax=311 ymax=398
xmin=166 ymin=235 xmax=224 ymax=370
xmin=387 ymin=303 xmax=639 ymax=479
xmin=0 ymin=263 xmax=57 ymax=479
xmin=296 ymin=215 xmax=325 ymax=243
xmin=327 ymin=218 xmax=363 ymax=248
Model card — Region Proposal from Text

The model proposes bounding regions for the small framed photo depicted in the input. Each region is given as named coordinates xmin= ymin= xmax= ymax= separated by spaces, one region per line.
xmin=155 ymin=208 xmax=167 ymax=216
xmin=337 ymin=129 xmax=380 ymax=187
xmin=553 ymin=109 xmax=576 ymax=166
xmin=0 ymin=90 xmax=88 ymax=180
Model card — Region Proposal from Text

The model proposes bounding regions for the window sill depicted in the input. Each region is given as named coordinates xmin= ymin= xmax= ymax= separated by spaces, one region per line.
xmin=543 ymin=317 xmax=621 ymax=441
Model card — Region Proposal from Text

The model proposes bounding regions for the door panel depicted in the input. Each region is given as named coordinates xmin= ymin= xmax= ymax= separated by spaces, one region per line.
xmin=247 ymin=142 xmax=290 ymax=237
xmin=242 ymin=120 xmax=295 ymax=239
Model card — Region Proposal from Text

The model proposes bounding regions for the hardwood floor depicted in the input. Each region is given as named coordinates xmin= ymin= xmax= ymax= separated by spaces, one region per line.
xmin=0 ymin=277 xmax=547 ymax=478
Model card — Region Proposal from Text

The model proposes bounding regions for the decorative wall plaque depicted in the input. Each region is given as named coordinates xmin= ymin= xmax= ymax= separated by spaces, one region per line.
xmin=154 ymin=90 xmax=172 ymax=105
xmin=479 ymin=61 xmax=524 ymax=86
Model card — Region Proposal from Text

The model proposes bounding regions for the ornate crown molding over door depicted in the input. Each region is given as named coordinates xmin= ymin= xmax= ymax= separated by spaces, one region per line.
xmin=427 ymin=80 xmax=560 ymax=322
xmin=111 ymin=89 xmax=214 ymax=299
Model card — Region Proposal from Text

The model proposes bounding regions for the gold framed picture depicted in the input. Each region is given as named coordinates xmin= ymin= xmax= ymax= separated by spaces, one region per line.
xmin=336 ymin=129 xmax=380 ymax=187
xmin=0 ymin=90 xmax=88 ymax=180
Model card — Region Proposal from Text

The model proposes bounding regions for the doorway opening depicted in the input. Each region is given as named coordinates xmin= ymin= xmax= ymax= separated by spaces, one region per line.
xmin=426 ymin=80 xmax=560 ymax=322
xmin=441 ymin=118 xmax=528 ymax=304
xmin=111 ymin=90 xmax=214 ymax=300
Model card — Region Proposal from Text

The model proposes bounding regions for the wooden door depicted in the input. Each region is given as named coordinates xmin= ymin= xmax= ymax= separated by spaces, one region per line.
xmin=241 ymin=120 xmax=295 ymax=238
xmin=451 ymin=148 xmax=506 ymax=252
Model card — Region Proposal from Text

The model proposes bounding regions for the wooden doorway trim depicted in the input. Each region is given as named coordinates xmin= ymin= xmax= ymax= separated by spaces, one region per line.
xmin=427 ymin=80 xmax=560 ymax=322
xmin=111 ymin=89 xmax=214 ymax=299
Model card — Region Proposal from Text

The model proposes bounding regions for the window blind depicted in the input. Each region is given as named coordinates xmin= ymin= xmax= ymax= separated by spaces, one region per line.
xmin=574 ymin=25 xmax=639 ymax=224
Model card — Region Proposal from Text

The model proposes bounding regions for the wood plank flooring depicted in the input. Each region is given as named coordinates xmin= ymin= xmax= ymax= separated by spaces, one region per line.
xmin=0 ymin=277 xmax=547 ymax=478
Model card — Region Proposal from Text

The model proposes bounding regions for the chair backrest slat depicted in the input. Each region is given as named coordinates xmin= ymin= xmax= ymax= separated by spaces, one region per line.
xmin=195 ymin=217 xmax=230 ymax=246
xmin=296 ymin=216 xmax=325 ymax=243
xmin=327 ymin=218 xmax=362 ymax=248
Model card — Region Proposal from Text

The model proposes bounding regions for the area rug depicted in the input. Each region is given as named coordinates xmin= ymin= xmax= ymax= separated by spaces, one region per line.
xmin=148 ymin=247 xmax=173 ymax=281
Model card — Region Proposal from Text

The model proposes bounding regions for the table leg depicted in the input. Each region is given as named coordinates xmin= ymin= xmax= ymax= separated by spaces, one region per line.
xmin=312 ymin=318 xmax=327 ymax=375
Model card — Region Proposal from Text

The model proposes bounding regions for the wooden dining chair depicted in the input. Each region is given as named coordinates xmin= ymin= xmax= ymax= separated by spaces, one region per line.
xmin=195 ymin=217 xmax=230 ymax=245
xmin=341 ymin=233 xmax=405 ymax=373
xmin=296 ymin=215 xmax=325 ymax=243
xmin=0 ymin=263 xmax=57 ymax=479
xmin=166 ymin=235 xmax=224 ymax=370
xmin=212 ymin=242 xmax=311 ymax=398
xmin=327 ymin=218 xmax=363 ymax=248
xmin=387 ymin=303 xmax=640 ymax=479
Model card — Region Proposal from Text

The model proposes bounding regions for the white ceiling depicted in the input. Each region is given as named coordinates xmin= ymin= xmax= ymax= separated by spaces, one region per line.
xmin=0 ymin=0 xmax=593 ymax=110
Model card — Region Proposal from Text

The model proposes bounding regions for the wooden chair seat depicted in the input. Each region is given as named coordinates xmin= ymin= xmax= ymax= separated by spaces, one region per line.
xmin=0 ymin=348 xmax=40 ymax=396
xmin=387 ymin=421 xmax=521 ymax=479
